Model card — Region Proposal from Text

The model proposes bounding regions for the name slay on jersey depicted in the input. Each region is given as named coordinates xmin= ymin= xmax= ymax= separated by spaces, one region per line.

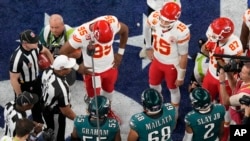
xmin=145 ymin=115 xmax=173 ymax=130
xmin=197 ymin=113 xmax=221 ymax=125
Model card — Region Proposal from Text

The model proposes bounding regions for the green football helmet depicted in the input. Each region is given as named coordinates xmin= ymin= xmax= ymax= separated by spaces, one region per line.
xmin=190 ymin=87 xmax=212 ymax=112
xmin=88 ymin=95 xmax=110 ymax=118
xmin=141 ymin=88 xmax=163 ymax=113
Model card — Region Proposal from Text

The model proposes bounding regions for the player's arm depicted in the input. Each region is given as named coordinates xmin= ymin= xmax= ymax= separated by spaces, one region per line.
xmin=113 ymin=22 xmax=129 ymax=68
xmin=127 ymin=129 xmax=139 ymax=141
xmin=71 ymin=127 xmax=81 ymax=141
xmin=240 ymin=21 xmax=249 ymax=52
xmin=59 ymin=41 xmax=78 ymax=58
xmin=219 ymin=120 xmax=225 ymax=140
xmin=182 ymin=124 xmax=193 ymax=141
xmin=9 ymin=72 xmax=22 ymax=95
xmin=114 ymin=129 xmax=121 ymax=141
xmin=40 ymin=46 xmax=54 ymax=64
xmin=117 ymin=22 xmax=128 ymax=51
xmin=201 ymin=41 xmax=210 ymax=57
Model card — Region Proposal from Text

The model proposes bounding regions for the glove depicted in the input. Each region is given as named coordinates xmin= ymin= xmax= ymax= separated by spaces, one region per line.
xmin=205 ymin=41 xmax=217 ymax=52
xmin=214 ymin=47 xmax=224 ymax=60
xmin=42 ymin=128 xmax=55 ymax=141
xmin=86 ymin=41 xmax=95 ymax=56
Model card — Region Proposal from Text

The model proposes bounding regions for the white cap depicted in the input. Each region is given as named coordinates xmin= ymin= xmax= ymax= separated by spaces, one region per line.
xmin=53 ymin=55 xmax=76 ymax=70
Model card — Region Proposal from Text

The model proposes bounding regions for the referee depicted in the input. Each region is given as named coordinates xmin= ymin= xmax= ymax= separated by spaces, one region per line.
xmin=41 ymin=55 xmax=78 ymax=141
xmin=9 ymin=29 xmax=54 ymax=124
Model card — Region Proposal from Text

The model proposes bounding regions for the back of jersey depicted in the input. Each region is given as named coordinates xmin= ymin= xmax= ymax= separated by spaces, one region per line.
xmin=74 ymin=115 xmax=120 ymax=141
xmin=129 ymin=103 xmax=176 ymax=141
xmin=184 ymin=104 xmax=225 ymax=141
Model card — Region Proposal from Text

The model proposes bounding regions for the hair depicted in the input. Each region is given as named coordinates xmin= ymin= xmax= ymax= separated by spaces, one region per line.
xmin=15 ymin=118 xmax=34 ymax=137
xmin=49 ymin=14 xmax=64 ymax=24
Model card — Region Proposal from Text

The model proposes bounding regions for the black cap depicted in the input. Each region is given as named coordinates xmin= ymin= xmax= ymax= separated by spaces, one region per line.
xmin=20 ymin=29 xmax=39 ymax=44
xmin=16 ymin=91 xmax=39 ymax=106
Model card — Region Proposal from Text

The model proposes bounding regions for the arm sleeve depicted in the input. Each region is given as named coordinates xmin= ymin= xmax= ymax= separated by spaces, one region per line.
xmin=182 ymin=131 xmax=193 ymax=141
xmin=144 ymin=20 xmax=152 ymax=48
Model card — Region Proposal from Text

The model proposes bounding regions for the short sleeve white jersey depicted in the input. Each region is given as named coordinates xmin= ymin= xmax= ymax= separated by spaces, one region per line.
xmin=146 ymin=11 xmax=190 ymax=65
xmin=68 ymin=15 xmax=121 ymax=73
xmin=208 ymin=34 xmax=243 ymax=79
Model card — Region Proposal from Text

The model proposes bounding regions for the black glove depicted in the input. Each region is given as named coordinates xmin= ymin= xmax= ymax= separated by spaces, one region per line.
xmin=42 ymin=128 xmax=55 ymax=141
xmin=87 ymin=41 xmax=95 ymax=56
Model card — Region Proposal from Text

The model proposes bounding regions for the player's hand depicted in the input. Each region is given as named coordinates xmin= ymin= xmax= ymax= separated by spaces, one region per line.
xmin=214 ymin=47 xmax=224 ymax=60
xmin=78 ymin=64 xmax=93 ymax=75
xmin=175 ymin=79 xmax=184 ymax=87
xmin=113 ymin=53 xmax=123 ymax=68
xmin=205 ymin=41 xmax=217 ymax=52
xmin=146 ymin=48 xmax=154 ymax=60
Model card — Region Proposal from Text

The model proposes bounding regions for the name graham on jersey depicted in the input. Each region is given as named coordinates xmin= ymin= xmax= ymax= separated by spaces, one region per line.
xmin=145 ymin=115 xmax=173 ymax=130
xmin=197 ymin=113 xmax=221 ymax=125
xmin=82 ymin=128 xmax=109 ymax=136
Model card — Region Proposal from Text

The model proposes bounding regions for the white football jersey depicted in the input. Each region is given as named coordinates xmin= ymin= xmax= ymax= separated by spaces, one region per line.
xmin=69 ymin=15 xmax=120 ymax=73
xmin=208 ymin=34 xmax=243 ymax=79
xmin=146 ymin=11 xmax=190 ymax=65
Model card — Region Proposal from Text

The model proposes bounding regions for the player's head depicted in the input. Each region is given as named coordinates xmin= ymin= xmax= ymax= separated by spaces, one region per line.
xmin=92 ymin=20 xmax=113 ymax=43
xmin=206 ymin=17 xmax=234 ymax=42
xmin=159 ymin=2 xmax=181 ymax=30
xmin=190 ymin=87 xmax=212 ymax=113
xmin=141 ymin=88 xmax=163 ymax=114
xmin=88 ymin=95 xmax=110 ymax=119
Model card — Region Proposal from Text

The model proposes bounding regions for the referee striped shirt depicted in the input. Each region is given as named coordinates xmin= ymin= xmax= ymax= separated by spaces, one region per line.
xmin=9 ymin=44 xmax=43 ymax=82
xmin=41 ymin=69 xmax=71 ymax=113
xmin=4 ymin=101 xmax=27 ymax=137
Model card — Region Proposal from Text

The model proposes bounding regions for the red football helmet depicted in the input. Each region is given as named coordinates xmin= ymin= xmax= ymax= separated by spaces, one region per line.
xmin=208 ymin=17 xmax=234 ymax=41
xmin=93 ymin=20 xmax=113 ymax=43
xmin=160 ymin=2 xmax=181 ymax=22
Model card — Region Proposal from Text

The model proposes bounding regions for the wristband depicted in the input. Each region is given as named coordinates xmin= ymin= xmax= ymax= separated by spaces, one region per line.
xmin=73 ymin=64 xmax=79 ymax=71
xmin=118 ymin=48 xmax=125 ymax=55
xmin=177 ymin=68 xmax=186 ymax=80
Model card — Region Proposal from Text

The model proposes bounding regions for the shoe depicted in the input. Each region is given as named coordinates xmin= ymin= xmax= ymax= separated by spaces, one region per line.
xmin=108 ymin=109 xmax=122 ymax=125
xmin=139 ymin=48 xmax=147 ymax=58
xmin=84 ymin=95 xmax=91 ymax=104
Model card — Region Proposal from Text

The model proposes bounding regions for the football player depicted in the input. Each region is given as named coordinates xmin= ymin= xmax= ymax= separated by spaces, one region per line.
xmin=139 ymin=0 xmax=182 ymax=58
xmin=144 ymin=2 xmax=190 ymax=120
xmin=59 ymin=15 xmax=129 ymax=124
xmin=127 ymin=88 xmax=176 ymax=141
xmin=71 ymin=95 xmax=121 ymax=141
xmin=201 ymin=17 xmax=244 ymax=141
xmin=183 ymin=87 xmax=226 ymax=141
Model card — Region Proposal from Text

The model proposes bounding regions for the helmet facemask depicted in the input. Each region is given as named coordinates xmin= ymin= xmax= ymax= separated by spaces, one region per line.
xmin=159 ymin=16 xmax=176 ymax=30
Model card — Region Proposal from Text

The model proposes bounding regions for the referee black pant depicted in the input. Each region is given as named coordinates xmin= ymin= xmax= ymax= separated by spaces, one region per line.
xmin=19 ymin=77 xmax=44 ymax=123
xmin=43 ymin=110 xmax=66 ymax=141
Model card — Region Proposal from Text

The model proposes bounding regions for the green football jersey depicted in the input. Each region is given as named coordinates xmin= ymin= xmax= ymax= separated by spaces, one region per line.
xmin=74 ymin=115 xmax=120 ymax=141
xmin=184 ymin=104 xmax=226 ymax=141
xmin=129 ymin=103 xmax=176 ymax=141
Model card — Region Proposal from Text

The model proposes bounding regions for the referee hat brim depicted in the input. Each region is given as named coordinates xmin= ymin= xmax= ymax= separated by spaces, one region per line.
xmin=16 ymin=91 xmax=39 ymax=106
